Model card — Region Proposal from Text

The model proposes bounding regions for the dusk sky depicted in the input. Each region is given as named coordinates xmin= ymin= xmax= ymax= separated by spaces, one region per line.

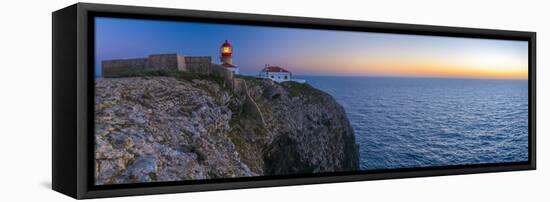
xmin=95 ymin=17 xmax=528 ymax=79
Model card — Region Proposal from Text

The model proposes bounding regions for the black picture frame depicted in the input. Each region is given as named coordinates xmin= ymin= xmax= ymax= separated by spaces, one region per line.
xmin=52 ymin=3 xmax=536 ymax=199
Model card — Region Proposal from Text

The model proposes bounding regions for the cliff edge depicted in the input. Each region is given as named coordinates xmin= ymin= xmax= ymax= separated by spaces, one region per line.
xmin=94 ymin=75 xmax=359 ymax=185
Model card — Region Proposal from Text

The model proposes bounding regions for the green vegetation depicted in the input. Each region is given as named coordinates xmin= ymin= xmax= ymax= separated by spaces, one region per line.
xmin=227 ymin=130 xmax=247 ymax=154
xmin=227 ymin=103 xmax=255 ymax=152
xmin=113 ymin=69 xmax=226 ymax=87
xmin=282 ymin=81 xmax=323 ymax=99
xmin=237 ymin=75 xmax=259 ymax=81
xmin=226 ymin=95 xmax=268 ymax=174
xmin=142 ymin=88 xmax=153 ymax=99
xmin=148 ymin=172 xmax=157 ymax=181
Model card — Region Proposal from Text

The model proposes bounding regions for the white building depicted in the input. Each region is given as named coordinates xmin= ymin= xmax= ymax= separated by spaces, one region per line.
xmin=259 ymin=66 xmax=292 ymax=83
xmin=222 ymin=63 xmax=239 ymax=74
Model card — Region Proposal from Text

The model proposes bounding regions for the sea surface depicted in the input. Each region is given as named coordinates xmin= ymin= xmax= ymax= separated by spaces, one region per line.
xmin=297 ymin=76 xmax=529 ymax=170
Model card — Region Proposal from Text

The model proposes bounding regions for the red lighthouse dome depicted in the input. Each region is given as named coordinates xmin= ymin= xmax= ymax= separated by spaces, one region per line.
xmin=220 ymin=40 xmax=232 ymax=57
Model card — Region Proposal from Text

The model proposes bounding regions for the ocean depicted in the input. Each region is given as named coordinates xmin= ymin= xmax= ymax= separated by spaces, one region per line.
xmin=298 ymin=76 xmax=529 ymax=170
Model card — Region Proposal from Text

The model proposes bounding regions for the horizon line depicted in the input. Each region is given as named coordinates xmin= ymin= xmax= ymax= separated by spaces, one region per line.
xmin=239 ymin=73 xmax=529 ymax=81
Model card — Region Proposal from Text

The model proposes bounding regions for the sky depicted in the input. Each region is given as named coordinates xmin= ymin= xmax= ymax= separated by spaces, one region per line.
xmin=95 ymin=17 xmax=528 ymax=79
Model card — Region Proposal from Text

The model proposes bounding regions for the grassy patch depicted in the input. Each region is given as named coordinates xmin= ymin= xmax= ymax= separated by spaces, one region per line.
xmin=282 ymin=81 xmax=323 ymax=99
xmin=148 ymin=172 xmax=157 ymax=180
xmin=142 ymin=88 xmax=153 ymax=99
xmin=226 ymin=98 xmax=268 ymax=174
xmin=227 ymin=107 xmax=250 ymax=152
xmin=112 ymin=69 xmax=226 ymax=87
xmin=227 ymin=130 xmax=247 ymax=152
xmin=237 ymin=75 xmax=259 ymax=81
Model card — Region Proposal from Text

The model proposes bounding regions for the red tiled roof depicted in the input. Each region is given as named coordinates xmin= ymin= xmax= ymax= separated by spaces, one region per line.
xmin=222 ymin=63 xmax=236 ymax=68
xmin=261 ymin=66 xmax=290 ymax=73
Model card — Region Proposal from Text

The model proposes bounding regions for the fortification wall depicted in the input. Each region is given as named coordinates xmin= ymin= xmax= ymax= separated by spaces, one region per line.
xmin=185 ymin=57 xmax=212 ymax=74
xmin=210 ymin=64 xmax=235 ymax=89
xmin=147 ymin=54 xmax=185 ymax=71
xmin=102 ymin=58 xmax=148 ymax=78
xmin=176 ymin=55 xmax=187 ymax=71
xmin=185 ymin=56 xmax=212 ymax=64
xmin=102 ymin=54 xmax=234 ymax=90
xmin=102 ymin=54 xmax=184 ymax=78
xmin=184 ymin=60 xmax=234 ymax=89
xmin=232 ymin=78 xmax=245 ymax=95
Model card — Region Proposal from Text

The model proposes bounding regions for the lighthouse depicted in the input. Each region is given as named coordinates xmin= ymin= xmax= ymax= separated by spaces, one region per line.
xmin=220 ymin=40 xmax=239 ymax=74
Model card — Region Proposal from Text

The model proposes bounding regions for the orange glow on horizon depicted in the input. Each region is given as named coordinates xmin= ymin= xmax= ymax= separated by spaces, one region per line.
xmin=364 ymin=62 xmax=528 ymax=79
xmin=291 ymin=54 xmax=528 ymax=80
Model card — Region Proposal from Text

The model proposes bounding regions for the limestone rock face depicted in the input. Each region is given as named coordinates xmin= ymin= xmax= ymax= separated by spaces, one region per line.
xmin=94 ymin=76 xmax=359 ymax=185
xmin=236 ymin=79 xmax=360 ymax=175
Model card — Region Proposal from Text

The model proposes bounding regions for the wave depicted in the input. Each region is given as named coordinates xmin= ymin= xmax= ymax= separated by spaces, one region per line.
xmin=301 ymin=76 xmax=529 ymax=170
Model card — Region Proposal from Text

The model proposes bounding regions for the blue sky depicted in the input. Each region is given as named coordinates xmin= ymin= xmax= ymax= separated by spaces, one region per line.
xmin=95 ymin=17 xmax=528 ymax=79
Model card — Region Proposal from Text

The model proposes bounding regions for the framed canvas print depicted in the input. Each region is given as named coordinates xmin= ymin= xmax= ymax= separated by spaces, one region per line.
xmin=52 ymin=3 xmax=536 ymax=199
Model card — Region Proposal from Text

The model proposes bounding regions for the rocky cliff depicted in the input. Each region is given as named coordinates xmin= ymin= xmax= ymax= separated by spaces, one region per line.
xmin=94 ymin=75 xmax=359 ymax=185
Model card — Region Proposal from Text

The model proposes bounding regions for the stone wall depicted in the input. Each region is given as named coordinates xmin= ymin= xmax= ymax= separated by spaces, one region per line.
xmin=102 ymin=58 xmax=148 ymax=78
xmin=184 ymin=57 xmax=212 ymax=74
xmin=102 ymin=54 xmax=202 ymax=78
xmin=210 ymin=64 xmax=235 ymax=90
xmin=176 ymin=55 xmax=187 ymax=71
xmin=101 ymin=54 xmax=234 ymax=90
xmin=146 ymin=54 xmax=186 ymax=71
xmin=185 ymin=56 xmax=212 ymax=64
